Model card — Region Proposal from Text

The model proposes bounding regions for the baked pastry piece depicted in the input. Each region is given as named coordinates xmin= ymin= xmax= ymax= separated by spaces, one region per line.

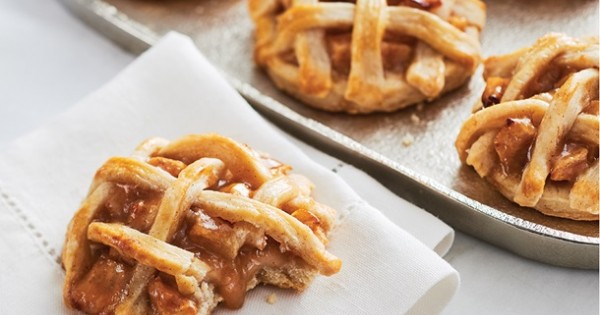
xmin=249 ymin=0 xmax=485 ymax=114
xmin=456 ymin=33 xmax=599 ymax=221
xmin=62 ymin=134 xmax=341 ymax=314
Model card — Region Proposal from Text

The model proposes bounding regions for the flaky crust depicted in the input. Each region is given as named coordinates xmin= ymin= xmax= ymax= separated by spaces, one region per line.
xmin=249 ymin=0 xmax=485 ymax=114
xmin=456 ymin=33 xmax=599 ymax=221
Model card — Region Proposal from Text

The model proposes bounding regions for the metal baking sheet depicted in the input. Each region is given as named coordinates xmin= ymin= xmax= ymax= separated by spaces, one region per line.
xmin=60 ymin=0 xmax=599 ymax=268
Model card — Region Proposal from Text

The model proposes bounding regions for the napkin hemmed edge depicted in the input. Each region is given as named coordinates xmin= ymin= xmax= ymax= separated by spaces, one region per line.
xmin=0 ymin=180 xmax=60 ymax=266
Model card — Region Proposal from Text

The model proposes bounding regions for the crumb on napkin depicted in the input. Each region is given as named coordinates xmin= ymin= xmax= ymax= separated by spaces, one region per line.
xmin=266 ymin=293 xmax=277 ymax=304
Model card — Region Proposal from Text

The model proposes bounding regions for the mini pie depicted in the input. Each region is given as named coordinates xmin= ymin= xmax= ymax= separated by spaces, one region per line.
xmin=456 ymin=33 xmax=599 ymax=221
xmin=61 ymin=134 xmax=341 ymax=314
xmin=249 ymin=0 xmax=486 ymax=114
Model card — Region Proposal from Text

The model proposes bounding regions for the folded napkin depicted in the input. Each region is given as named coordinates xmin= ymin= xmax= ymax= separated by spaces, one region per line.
xmin=0 ymin=32 xmax=458 ymax=314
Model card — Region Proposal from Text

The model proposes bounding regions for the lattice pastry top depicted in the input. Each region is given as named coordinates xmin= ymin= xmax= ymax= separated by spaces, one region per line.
xmin=456 ymin=33 xmax=599 ymax=220
xmin=62 ymin=134 xmax=341 ymax=314
xmin=249 ymin=0 xmax=485 ymax=113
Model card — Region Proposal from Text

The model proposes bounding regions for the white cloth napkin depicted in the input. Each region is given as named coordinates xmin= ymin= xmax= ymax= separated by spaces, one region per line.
xmin=0 ymin=32 xmax=458 ymax=314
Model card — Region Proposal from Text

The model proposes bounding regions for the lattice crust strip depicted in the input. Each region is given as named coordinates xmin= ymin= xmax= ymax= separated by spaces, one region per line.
xmin=456 ymin=33 xmax=599 ymax=221
xmin=249 ymin=0 xmax=486 ymax=113
xmin=62 ymin=134 xmax=341 ymax=315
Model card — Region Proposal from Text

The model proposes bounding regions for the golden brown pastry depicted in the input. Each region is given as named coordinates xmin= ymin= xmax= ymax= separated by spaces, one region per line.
xmin=456 ymin=33 xmax=599 ymax=221
xmin=62 ymin=134 xmax=341 ymax=314
xmin=249 ymin=0 xmax=485 ymax=114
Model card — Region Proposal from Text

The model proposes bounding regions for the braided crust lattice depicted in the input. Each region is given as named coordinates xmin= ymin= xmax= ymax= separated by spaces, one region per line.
xmin=62 ymin=134 xmax=341 ymax=315
xmin=249 ymin=0 xmax=485 ymax=114
xmin=456 ymin=33 xmax=599 ymax=221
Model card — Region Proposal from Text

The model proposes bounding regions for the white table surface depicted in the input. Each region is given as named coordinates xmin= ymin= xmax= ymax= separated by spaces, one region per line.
xmin=0 ymin=0 xmax=597 ymax=314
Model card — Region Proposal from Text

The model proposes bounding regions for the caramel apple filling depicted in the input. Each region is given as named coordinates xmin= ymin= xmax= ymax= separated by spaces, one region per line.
xmin=70 ymin=254 xmax=133 ymax=315
xmin=148 ymin=277 xmax=198 ymax=315
xmin=492 ymin=117 xmax=598 ymax=184
xmin=481 ymin=69 xmax=572 ymax=109
xmin=482 ymin=77 xmax=509 ymax=107
xmin=326 ymin=32 xmax=416 ymax=77
xmin=174 ymin=224 xmax=310 ymax=311
xmin=493 ymin=118 xmax=536 ymax=174
xmin=96 ymin=184 xmax=163 ymax=233
xmin=180 ymin=209 xmax=288 ymax=306
xmin=63 ymin=134 xmax=341 ymax=314
xmin=387 ymin=0 xmax=442 ymax=10
xmin=550 ymin=144 xmax=591 ymax=182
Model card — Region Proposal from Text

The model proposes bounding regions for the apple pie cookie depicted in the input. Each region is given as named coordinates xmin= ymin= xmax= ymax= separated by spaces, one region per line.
xmin=61 ymin=134 xmax=341 ymax=314
xmin=456 ymin=33 xmax=599 ymax=220
xmin=249 ymin=0 xmax=485 ymax=114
